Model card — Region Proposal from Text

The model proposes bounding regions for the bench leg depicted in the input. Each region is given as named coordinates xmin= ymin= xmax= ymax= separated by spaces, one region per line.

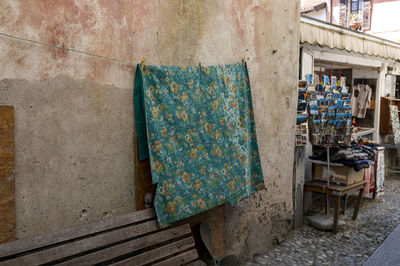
xmin=342 ymin=194 xmax=348 ymax=215
xmin=333 ymin=195 xmax=340 ymax=234
xmin=352 ymin=188 xmax=364 ymax=220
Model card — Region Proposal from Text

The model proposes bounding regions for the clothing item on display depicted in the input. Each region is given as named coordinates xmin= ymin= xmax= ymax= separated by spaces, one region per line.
xmin=351 ymin=84 xmax=372 ymax=118
xmin=134 ymin=62 xmax=264 ymax=226
xmin=364 ymin=165 xmax=375 ymax=198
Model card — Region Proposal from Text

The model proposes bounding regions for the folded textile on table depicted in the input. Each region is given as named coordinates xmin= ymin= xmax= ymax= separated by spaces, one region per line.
xmin=310 ymin=143 xmax=377 ymax=172
xmin=134 ymin=62 xmax=264 ymax=226
xmin=339 ymin=159 xmax=372 ymax=172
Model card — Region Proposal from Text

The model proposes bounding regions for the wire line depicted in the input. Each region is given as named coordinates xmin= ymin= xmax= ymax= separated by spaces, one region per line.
xmin=0 ymin=31 xmax=135 ymax=65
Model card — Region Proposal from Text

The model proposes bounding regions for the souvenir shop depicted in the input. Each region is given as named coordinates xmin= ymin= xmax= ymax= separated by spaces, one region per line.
xmin=295 ymin=66 xmax=386 ymax=232
xmin=290 ymin=13 xmax=400 ymax=233
xmin=294 ymin=38 xmax=396 ymax=230
xmin=299 ymin=68 xmax=384 ymax=192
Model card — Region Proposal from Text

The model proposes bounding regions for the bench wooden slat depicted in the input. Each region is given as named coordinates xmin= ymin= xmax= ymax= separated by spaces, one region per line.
xmin=0 ymin=209 xmax=204 ymax=266
xmin=58 ymin=224 xmax=192 ymax=266
xmin=186 ymin=259 xmax=207 ymax=266
xmin=112 ymin=237 xmax=195 ymax=266
xmin=153 ymin=249 xmax=199 ymax=266
xmin=0 ymin=208 xmax=155 ymax=258
xmin=4 ymin=220 xmax=159 ymax=265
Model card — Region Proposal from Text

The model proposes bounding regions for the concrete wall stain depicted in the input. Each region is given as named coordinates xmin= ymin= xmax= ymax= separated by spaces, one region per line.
xmin=0 ymin=0 xmax=300 ymax=261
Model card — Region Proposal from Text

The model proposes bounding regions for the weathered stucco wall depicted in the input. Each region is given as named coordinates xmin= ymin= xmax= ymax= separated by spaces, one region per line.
xmin=0 ymin=0 xmax=300 ymax=259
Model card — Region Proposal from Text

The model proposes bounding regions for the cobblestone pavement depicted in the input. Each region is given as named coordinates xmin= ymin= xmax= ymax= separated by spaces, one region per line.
xmin=246 ymin=175 xmax=400 ymax=266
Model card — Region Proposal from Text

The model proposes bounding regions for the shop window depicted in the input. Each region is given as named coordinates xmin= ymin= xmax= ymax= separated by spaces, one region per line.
xmin=339 ymin=0 xmax=348 ymax=27
xmin=349 ymin=0 xmax=367 ymax=31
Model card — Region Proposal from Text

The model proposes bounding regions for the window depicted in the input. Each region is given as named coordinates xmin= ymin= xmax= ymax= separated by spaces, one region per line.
xmin=351 ymin=0 xmax=363 ymax=13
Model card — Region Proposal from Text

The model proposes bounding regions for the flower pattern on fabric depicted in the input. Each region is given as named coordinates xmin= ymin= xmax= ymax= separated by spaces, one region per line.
xmin=135 ymin=62 xmax=264 ymax=226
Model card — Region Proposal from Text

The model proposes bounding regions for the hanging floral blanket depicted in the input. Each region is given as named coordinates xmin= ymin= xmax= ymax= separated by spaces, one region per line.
xmin=134 ymin=62 xmax=264 ymax=226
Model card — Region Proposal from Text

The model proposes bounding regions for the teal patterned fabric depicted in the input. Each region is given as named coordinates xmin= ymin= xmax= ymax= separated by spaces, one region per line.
xmin=134 ymin=62 xmax=264 ymax=226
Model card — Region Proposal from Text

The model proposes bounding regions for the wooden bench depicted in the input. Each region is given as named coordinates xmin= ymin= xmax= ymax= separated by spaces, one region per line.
xmin=0 ymin=208 xmax=205 ymax=266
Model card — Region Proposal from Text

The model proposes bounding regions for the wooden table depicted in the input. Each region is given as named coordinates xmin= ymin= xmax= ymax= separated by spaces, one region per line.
xmin=304 ymin=180 xmax=366 ymax=234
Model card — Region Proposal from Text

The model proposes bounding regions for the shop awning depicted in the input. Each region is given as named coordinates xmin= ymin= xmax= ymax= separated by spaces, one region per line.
xmin=300 ymin=16 xmax=400 ymax=61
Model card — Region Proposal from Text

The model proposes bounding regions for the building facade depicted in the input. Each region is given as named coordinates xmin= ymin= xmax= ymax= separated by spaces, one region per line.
xmin=0 ymin=0 xmax=301 ymax=260
xmin=301 ymin=0 xmax=400 ymax=43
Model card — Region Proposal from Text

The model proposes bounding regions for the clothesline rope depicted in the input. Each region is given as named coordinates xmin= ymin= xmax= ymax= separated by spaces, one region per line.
xmin=0 ymin=31 xmax=135 ymax=66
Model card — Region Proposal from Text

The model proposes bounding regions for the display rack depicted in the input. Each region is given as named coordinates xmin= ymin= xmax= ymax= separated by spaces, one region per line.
xmin=304 ymin=73 xmax=353 ymax=216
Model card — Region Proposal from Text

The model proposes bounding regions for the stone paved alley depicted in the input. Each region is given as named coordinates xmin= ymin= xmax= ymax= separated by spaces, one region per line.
xmin=246 ymin=175 xmax=400 ymax=266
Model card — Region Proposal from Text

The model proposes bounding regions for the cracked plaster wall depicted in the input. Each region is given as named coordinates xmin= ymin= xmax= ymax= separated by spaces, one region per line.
xmin=0 ymin=0 xmax=300 ymax=260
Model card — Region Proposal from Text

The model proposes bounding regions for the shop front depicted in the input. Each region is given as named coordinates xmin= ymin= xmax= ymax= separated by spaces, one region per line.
xmin=293 ymin=15 xmax=400 ymax=230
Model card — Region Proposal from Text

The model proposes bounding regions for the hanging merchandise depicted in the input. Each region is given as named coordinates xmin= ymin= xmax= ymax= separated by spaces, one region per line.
xmin=305 ymin=74 xmax=313 ymax=85
xmin=340 ymin=76 xmax=346 ymax=88
xmin=375 ymin=147 xmax=385 ymax=197
xmin=314 ymin=74 xmax=320 ymax=85
xmin=323 ymin=75 xmax=330 ymax=86
xmin=305 ymin=74 xmax=352 ymax=146
xmin=351 ymin=84 xmax=372 ymax=118
xmin=389 ymin=105 xmax=400 ymax=145
xmin=134 ymin=62 xmax=264 ymax=226
xmin=331 ymin=76 xmax=337 ymax=87
xmin=296 ymin=82 xmax=308 ymax=146
xmin=363 ymin=164 xmax=375 ymax=198
xmin=295 ymin=123 xmax=308 ymax=146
